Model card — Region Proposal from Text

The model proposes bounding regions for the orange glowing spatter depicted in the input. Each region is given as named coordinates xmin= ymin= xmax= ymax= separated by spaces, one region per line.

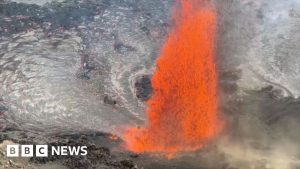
xmin=124 ymin=0 xmax=222 ymax=155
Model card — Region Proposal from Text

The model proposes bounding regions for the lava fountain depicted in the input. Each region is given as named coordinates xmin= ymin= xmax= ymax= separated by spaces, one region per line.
xmin=124 ymin=0 xmax=223 ymax=155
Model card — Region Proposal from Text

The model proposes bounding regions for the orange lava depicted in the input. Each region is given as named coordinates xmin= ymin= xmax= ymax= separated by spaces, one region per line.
xmin=124 ymin=0 xmax=222 ymax=155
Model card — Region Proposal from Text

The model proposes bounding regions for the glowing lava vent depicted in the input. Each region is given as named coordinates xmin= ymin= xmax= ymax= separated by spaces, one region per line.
xmin=124 ymin=0 xmax=223 ymax=156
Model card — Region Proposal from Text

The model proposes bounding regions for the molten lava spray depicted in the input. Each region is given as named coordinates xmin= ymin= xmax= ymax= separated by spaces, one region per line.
xmin=124 ymin=0 xmax=222 ymax=155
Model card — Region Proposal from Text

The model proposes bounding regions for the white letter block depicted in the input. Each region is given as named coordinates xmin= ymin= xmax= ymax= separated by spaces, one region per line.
xmin=21 ymin=145 xmax=33 ymax=157
xmin=36 ymin=145 xmax=48 ymax=157
xmin=7 ymin=145 xmax=19 ymax=157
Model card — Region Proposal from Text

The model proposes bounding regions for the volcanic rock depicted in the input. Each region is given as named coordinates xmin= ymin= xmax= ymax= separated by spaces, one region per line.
xmin=134 ymin=75 xmax=152 ymax=101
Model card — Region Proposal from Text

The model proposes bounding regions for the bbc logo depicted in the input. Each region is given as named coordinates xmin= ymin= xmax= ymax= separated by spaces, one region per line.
xmin=7 ymin=145 xmax=87 ymax=157
xmin=7 ymin=145 xmax=48 ymax=157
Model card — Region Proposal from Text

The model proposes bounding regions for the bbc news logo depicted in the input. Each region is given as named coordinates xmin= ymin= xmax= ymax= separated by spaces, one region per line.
xmin=7 ymin=145 xmax=88 ymax=157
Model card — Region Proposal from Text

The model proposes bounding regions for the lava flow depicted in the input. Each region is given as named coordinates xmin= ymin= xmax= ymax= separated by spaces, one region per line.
xmin=124 ymin=0 xmax=222 ymax=155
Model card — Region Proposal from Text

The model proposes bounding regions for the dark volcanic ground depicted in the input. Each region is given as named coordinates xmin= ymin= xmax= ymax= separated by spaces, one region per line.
xmin=1 ymin=0 xmax=300 ymax=169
